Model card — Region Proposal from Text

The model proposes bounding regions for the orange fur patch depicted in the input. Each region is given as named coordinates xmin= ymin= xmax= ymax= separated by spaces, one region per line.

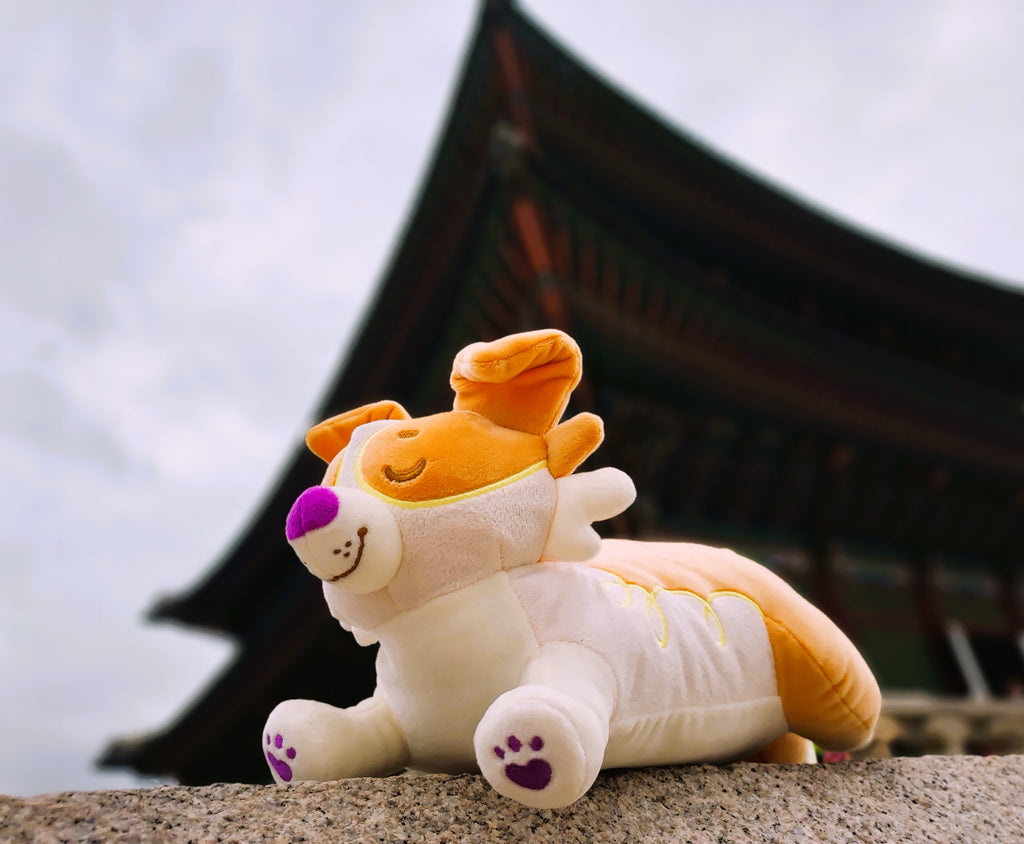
xmin=357 ymin=411 xmax=547 ymax=503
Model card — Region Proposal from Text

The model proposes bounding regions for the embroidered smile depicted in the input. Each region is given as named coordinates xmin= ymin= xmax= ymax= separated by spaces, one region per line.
xmin=383 ymin=458 xmax=426 ymax=483
xmin=330 ymin=526 xmax=368 ymax=580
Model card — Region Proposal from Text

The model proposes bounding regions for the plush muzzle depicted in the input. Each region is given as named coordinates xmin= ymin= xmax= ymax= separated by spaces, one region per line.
xmin=286 ymin=485 xmax=403 ymax=593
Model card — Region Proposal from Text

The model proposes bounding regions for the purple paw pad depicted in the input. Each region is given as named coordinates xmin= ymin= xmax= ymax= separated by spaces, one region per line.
xmin=495 ymin=735 xmax=551 ymax=790
xmin=506 ymin=758 xmax=553 ymax=791
xmin=265 ymin=733 xmax=296 ymax=782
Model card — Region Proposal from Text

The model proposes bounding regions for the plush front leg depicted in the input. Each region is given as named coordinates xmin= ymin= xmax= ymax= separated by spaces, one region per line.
xmin=474 ymin=642 xmax=616 ymax=809
xmin=263 ymin=695 xmax=409 ymax=783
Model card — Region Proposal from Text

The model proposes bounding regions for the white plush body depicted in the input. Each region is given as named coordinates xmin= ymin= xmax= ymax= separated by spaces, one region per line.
xmin=370 ymin=560 xmax=784 ymax=773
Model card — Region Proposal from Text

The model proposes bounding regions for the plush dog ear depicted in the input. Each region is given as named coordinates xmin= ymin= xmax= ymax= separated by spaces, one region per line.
xmin=305 ymin=400 xmax=411 ymax=463
xmin=450 ymin=329 xmax=582 ymax=435
xmin=545 ymin=412 xmax=604 ymax=478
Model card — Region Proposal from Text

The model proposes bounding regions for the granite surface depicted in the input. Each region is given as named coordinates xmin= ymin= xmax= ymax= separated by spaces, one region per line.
xmin=3 ymin=756 xmax=1023 ymax=843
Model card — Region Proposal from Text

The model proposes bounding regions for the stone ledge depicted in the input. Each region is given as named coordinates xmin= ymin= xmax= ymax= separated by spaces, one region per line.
xmin=3 ymin=756 xmax=1023 ymax=843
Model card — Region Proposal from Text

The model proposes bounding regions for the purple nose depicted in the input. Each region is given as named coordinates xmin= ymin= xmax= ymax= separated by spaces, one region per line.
xmin=285 ymin=486 xmax=339 ymax=541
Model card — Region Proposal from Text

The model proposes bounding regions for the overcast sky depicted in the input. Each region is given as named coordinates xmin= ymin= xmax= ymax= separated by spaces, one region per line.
xmin=1 ymin=0 xmax=1022 ymax=797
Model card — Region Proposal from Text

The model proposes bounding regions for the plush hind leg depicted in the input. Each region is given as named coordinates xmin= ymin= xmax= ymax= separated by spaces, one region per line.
xmin=743 ymin=731 xmax=817 ymax=764
xmin=474 ymin=642 xmax=616 ymax=809
xmin=263 ymin=694 xmax=408 ymax=783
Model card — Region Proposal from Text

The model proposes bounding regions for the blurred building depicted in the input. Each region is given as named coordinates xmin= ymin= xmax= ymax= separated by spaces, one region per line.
xmin=102 ymin=0 xmax=1024 ymax=784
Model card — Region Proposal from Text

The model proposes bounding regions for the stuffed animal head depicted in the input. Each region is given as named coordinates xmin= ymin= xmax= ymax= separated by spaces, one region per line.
xmin=284 ymin=330 xmax=636 ymax=626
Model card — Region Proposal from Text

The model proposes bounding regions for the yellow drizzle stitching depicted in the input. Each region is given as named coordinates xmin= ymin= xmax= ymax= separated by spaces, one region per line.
xmin=601 ymin=575 xmax=762 ymax=649
xmin=604 ymin=576 xmax=670 ymax=647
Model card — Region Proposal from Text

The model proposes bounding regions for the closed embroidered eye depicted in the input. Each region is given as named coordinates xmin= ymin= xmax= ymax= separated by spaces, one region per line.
xmin=397 ymin=430 xmax=419 ymax=439
xmin=383 ymin=459 xmax=427 ymax=482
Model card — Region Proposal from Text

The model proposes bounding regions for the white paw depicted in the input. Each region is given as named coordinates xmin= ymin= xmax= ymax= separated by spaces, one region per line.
xmin=263 ymin=700 xmax=318 ymax=784
xmin=262 ymin=699 xmax=362 ymax=784
xmin=474 ymin=685 xmax=605 ymax=809
xmin=263 ymin=697 xmax=408 ymax=784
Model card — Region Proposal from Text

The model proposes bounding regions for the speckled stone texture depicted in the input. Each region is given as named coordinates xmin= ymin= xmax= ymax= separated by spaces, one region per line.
xmin=3 ymin=756 xmax=1023 ymax=843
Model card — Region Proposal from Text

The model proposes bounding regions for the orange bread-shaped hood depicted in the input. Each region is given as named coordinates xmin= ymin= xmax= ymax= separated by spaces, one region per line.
xmin=356 ymin=410 xmax=548 ymax=504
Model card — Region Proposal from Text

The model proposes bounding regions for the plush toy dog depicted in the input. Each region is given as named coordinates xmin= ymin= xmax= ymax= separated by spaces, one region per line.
xmin=264 ymin=329 xmax=880 ymax=808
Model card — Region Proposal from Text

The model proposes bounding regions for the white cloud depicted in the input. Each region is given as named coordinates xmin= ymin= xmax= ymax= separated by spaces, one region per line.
xmin=0 ymin=128 xmax=125 ymax=338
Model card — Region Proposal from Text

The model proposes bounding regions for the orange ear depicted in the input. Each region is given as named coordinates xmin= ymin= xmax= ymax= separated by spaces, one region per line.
xmin=544 ymin=413 xmax=604 ymax=477
xmin=305 ymin=400 xmax=411 ymax=463
xmin=450 ymin=329 xmax=582 ymax=435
